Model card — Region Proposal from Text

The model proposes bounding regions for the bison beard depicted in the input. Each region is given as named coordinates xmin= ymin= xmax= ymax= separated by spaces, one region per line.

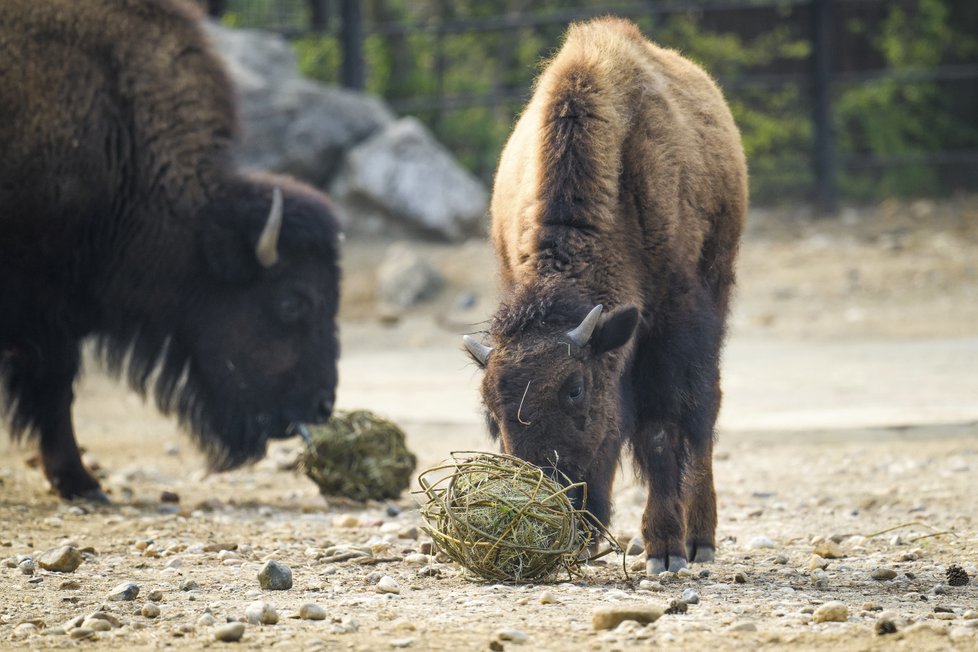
xmin=466 ymin=18 xmax=747 ymax=575
xmin=0 ymin=0 xmax=341 ymax=499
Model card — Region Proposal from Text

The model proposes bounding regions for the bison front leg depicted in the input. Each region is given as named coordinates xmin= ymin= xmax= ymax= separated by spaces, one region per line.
xmin=9 ymin=342 xmax=106 ymax=501
xmin=683 ymin=436 xmax=717 ymax=563
xmin=634 ymin=425 xmax=688 ymax=575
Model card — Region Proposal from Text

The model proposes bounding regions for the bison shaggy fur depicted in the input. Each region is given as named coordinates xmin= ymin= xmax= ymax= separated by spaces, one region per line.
xmin=0 ymin=0 xmax=342 ymax=500
xmin=465 ymin=18 xmax=748 ymax=575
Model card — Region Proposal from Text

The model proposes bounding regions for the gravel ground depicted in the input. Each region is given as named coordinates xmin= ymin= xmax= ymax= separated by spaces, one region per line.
xmin=1 ymin=198 xmax=977 ymax=650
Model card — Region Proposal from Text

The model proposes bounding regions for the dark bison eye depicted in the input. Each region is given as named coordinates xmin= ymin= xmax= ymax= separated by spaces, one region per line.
xmin=568 ymin=382 xmax=584 ymax=400
xmin=277 ymin=293 xmax=310 ymax=324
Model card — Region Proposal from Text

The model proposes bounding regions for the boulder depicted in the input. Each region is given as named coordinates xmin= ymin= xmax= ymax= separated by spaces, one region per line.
xmin=205 ymin=23 xmax=489 ymax=241
xmin=332 ymin=117 xmax=489 ymax=240
xmin=203 ymin=23 xmax=393 ymax=187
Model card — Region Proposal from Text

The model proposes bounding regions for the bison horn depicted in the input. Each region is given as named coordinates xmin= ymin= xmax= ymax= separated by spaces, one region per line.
xmin=463 ymin=335 xmax=492 ymax=367
xmin=565 ymin=304 xmax=603 ymax=347
xmin=255 ymin=186 xmax=283 ymax=268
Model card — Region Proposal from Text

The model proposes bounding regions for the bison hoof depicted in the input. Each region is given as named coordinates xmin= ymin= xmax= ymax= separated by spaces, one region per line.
xmin=646 ymin=555 xmax=687 ymax=576
xmin=68 ymin=488 xmax=111 ymax=504
xmin=686 ymin=543 xmax=716 ymax=563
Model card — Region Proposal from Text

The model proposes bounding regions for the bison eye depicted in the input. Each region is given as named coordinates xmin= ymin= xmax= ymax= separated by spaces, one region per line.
xmin=276 ymin=292 xmax=310 ymax=324
xmin=563 ymin=373 xmax=585 ymax=403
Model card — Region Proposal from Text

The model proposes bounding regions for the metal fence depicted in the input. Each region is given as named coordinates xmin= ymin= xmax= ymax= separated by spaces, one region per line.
xmin=210 ymin=0 xmax=978 ymax=211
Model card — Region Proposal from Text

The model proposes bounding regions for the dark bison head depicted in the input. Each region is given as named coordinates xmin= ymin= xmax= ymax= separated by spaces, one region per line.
xmin=465 ymin=289 xmax=638 ymax=524
xmin=169 ymin=176 xmax=341 ymax=470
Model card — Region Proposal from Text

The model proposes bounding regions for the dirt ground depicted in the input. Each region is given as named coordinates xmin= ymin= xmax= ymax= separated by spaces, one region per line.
xmin=2 ymin=196 xmax=977 ymax=650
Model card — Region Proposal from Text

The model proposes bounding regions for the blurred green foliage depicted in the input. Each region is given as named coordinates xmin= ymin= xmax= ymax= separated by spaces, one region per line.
xmin=220 ymin=0 xmax=978 ymax=202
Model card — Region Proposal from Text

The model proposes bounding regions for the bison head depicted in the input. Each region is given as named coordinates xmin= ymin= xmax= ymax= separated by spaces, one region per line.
xmin=168 ymin=176 xmax=341 ymax=470
xmin=465 ymin=290 xmax=639 ymax=527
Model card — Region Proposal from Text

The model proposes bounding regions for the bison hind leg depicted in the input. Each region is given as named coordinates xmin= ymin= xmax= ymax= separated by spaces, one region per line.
xmin=3 ymin=337 xmax=105 ymax=500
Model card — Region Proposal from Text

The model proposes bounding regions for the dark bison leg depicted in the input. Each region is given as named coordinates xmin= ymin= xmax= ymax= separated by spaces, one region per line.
xmin=633 ymin=424 xmax=688 ymax=574
xmin=680 ymin=341 xmax=723 ymax=563
xmin=9 ymin=341 xmax=106 ymax=501
xmin=683 ymin=435 xmax=717 ymax=563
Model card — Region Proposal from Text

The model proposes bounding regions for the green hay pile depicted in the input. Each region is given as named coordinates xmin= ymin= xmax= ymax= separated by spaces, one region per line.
xmin=417 ymin=452 xmax=594 ymax=583
xmin=301 ymin=410 xmax=416 ymax=501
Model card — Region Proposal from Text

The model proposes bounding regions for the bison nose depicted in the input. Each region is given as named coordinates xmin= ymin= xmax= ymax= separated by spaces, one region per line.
xmin=540 ymin=465 xmax=585 ymax=511
xmin=316 ymin=394 xmax=334 ymax=423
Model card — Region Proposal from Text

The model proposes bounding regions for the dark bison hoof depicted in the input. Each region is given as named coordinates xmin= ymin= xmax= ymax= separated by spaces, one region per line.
xmin=686 ymin=543 xmax=716 ymax=563
xmin=646 ymin=555 xmax=687 ymax=576
xmin=67 ymin=488 xmax=111 ymax=504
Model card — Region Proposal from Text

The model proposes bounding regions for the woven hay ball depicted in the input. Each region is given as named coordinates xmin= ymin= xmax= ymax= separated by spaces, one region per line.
xmin=417 ymin=452 xmax=592 ymax=582
xmin=301 ymin=410 xmax=416 ymax=501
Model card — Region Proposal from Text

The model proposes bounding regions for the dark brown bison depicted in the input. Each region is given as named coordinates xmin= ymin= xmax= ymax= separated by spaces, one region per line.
xmin=464 ymin=18 xmax=747 ymax=575
xmin=0 ymin=0 xmax=341 ymax=500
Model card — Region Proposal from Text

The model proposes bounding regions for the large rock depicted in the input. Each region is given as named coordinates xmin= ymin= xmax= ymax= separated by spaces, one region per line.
xmin=205 ymin=23 xmax=489 ymax=241
xmin=332 ymin=117 xmax=489 ymax=240
xmin=203 ymin=23 xmax=393 ymax=187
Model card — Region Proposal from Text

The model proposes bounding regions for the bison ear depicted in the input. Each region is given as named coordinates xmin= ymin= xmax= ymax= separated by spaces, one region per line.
xmin=200 ymin=219 xmax=259 ymax=283
xmin=591 ymin=305 xmax=639 ymax=355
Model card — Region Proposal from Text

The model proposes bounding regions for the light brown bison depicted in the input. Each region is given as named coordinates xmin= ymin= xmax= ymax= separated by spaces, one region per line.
xmin=1 ymin=0 xmax=341 ymax=500
xmin=464 ymin=17 xmax=747 ymax=574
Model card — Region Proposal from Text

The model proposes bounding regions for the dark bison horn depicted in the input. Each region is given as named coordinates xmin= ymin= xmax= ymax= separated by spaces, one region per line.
xmin=255 ymin=186 xmax=283 ymax=268
xmin=463 ymin=335 xmax=492 ymax=367
xmin=566 ymin=304 xmax=603 ymax=347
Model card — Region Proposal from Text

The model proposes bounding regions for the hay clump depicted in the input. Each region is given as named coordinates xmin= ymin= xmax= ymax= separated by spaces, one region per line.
xmin=301 ymin=410 xmax=416 ymax=501
xmin=417 ymin=452 xmax=593 ymax=582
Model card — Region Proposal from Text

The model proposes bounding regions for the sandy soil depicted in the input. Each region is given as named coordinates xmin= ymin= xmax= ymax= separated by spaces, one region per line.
xmin=1 ymin=197 xmax=977 ymax=650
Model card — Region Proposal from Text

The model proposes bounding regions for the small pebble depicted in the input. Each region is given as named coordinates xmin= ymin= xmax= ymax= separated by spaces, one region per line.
xmin=813 ymin=540 xmax=844 ymax=559
xmin=13 ymin=622 xmax=37 ymax=638
xmin=299 ymin=603 xmax=326 ymax=620
xmin=748 ymin=536 xmax=775 ymax=549
xmin=245 ymin=601 xmax=279 ymax=625
xmin=147 ymin=589 xmax=163 ymax=602
xmin=59 ymin=580 xmax=81 ymax=590
xmin=592 ymin=605 xmax=664 ymax=630
xmin=772 ymin=554 xmax=789 ymax=565
xmin=681 ymin=588 xmax=700 ymax=604
xmin=376 ymin=576 xmax=400 ymax=594
xmin=197 ymin=613 xmax=217 ymax=627
xmin=18 ymin=559 xmax=35 ymax=575
xmin=141 ymin=603 xmax=161 ymax=619
xmin=809 ymin=555 xmax=830 ymax=571
xmin=496 ymin=628 xmax=528 ymax=643
xmin=813 ymin=601 xmax=849 ymax=623
xmin=81 ymin=617 xmax=111 ymax=632
xmin=727 ymin=621 xmax=757 ymax=632
xmin=181 ymin=579 xmax=200 ymax=591
xmin=107 ymin=581 xmax=140 ymax=601
xmin=69 ymin=627 xmax=95 ymax=640
xmin=37 ymin=546 xmax=83 ymax=573
xmin=626 ymin=536 xmax=644 ymax=556
xmin=733 ymin=572 xmax=747 ymax=584
xmin=539 ymin=590 xmax=558 ymax=604
xmin=214 ymin=622 xmax=245 ymax=642
xmin=875 ymin=618 xmax=898 ymax=635
xmin=871 ymin=567 xmax=897 ymax=581
xmin=390 ymin=638 xmax=415 ymax=648
xmin=398 ymin=526 xmax=419 ymax=540
xmin=638 ymin=579 xmax=663 ymax=591
xmin=963 ymin=610 xmax=978 ymax=620
xmin=333 ymin=514 xmax=359 ymax=528
xmin=257 ymin=560 xmax=293 ymax=591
